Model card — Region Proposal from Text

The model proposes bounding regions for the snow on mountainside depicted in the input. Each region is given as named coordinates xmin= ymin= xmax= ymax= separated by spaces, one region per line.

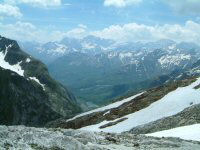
xmin=79 ymin=77 xmax=200 ymax=133
xmin=48 ymin=75 xmax=200 ymax=137
xmin=0 ymin=41 xmax=43 ymax=89
xmin=158 ymin=54 xmax=191 ymax=68
xmin=0 ymin=44 xmax=24 ymax=76
xmin=66 ymin=92 xmax=144 ymax=122
xmin=38 ymin=42 xmax=68 ymax=55
xmin=21 ymin=36 xmax=200 ymax=67
xmin=20 ymin=35 xmax=200 ymax=111
xmin=146 ymin=124 xmax=200 ymax=142
xmin=46 ymin=74 xmax=200 ymax=142
xmin=46 ymin=38 xmax=199 ymax=105
xmin=20 ymin=35 xmax=115 ymax=64
xmin=0 ymin=36 xmax=81 ymax=126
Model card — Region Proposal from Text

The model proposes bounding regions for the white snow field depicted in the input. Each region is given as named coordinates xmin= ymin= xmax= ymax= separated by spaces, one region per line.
xmin=0 ymin=44 xmax=24 ymax=76
xmin=66 ymin=92 xmax=144 ymax=122
xmin=80 ymin=77 xmax=200 ymax=133
xmin=146 ymin=124 xmax=200 ymax=142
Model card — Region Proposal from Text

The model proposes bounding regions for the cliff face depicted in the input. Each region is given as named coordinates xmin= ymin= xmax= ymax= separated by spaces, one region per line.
xmin=0 ymin=36 xmax=81 ymax=126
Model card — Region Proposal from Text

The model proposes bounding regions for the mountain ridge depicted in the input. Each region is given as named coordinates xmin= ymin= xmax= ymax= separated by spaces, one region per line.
xmin=0 ymin=36 xmax=81 ymax=126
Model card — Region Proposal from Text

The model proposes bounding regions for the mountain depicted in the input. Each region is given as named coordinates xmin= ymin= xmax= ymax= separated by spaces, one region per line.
xmin=0 ymin=36 xmax=81 ymax=126
xmin=46 ymin=60 xmax=200 ymax=142
xmin=2 ymin=35 xmax=200 ymax=148
xmin=48 ymin=40 xmax=200 ymax=105
xmin=19 ymin=35 xmax=115 ymax=64
xmin=47 ymin=76 xmax=199 ymax=130
xmin=20 ymin=37 xmax=200 ymax=106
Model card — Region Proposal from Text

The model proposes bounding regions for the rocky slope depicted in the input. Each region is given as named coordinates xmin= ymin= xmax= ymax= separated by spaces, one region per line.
xmin=0 ymin=36 xmax=81 ymax=126
xmin=1 ymin=125 xmax=200 ymax=150
xmin=47 ymin=76 xmax=198 ymax=130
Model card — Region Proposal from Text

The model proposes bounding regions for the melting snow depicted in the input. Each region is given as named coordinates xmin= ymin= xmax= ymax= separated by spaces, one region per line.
xmin=66 ymin=92 xmax=144 ymax=122
xmin=80 ymin=77 xmax=200 ymax=133
xmin=29 ymin=77 xmax=45 ymax=90
xmin=146 ymin=124 xmax=200 ymax=142
xmin=0 ymin=45 xmax=24 ymax=76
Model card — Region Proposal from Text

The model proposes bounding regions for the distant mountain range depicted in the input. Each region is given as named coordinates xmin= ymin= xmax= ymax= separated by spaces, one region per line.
xmin=0 ymin=36 xmax=81 ymax=126
xmin=20 ymin=36 xmax=200 ymax=106
xmin=1 ymin=35 xmax=200 ymax=148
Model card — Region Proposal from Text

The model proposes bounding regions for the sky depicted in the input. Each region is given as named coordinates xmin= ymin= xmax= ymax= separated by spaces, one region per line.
xmin=0 ymin=0 xmax=200 ymax=44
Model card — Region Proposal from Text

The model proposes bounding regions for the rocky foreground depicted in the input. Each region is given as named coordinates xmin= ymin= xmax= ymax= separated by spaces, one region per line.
xmin=1 ymin=126 xmax=200 ymax=150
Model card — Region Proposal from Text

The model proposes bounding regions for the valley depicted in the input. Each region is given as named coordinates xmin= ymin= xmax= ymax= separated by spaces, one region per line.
xmin=21 ymin=37 xmax=200 ymax=107
xmin=1 ymin=0 xmax=200 ymax=148
xmin=1 ymin=35 xmax=200 ymax=149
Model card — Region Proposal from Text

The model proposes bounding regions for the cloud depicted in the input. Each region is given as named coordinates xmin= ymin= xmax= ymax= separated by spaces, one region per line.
xmin=78 ymin=24 xmax=87 ymax=29
xmin=0 ymin=21 xmax=62 ymax=42
xmin=65 ymin=26 xmax=88 ymax=39
xmin=0 ymin=21 xmax=88 ymax=43
xmin=164 ymin=0 xmax=200 ymax=15
xmin=0 ymin=4 xmax=22 ymax=18
xmin=4 ymin=0 xmax=62 ymax=8
xmin=104 ymin=0 xmax=142 ymax=8
xmin=92 ymin=21 xmax=200 ymax=44
xmin=1 ymin=20 xmax=200 ymax=45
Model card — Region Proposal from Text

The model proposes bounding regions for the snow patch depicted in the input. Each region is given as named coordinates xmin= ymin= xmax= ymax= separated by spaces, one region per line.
xmin=26 ymin=58 xmax=31 ymax=63
xmin=119 ymin=52 xmax=133 ymax=60
xmin=66 ymin=92 xmax=144 ymax=122
xmin=146 ymin=124 xmax=200 ymax=142
xmin=158 ymin=54 xmax=191 ymax=67
xmin=0 ymin=44 xmax=24 ymax=76
xmin=29 ymin=77 xmax=45 ymax=91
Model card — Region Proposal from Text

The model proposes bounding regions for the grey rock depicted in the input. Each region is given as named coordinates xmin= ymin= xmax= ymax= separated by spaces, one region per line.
xmin=0 ymin=125 xmax=200 ymax=150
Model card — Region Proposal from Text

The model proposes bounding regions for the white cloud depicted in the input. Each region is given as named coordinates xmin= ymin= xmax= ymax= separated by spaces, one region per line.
xmin=92 ymin=21 xmax=200 ymax=44
xmin=65 ymin=27 xmax=87 ymax=39
xmin=104 ymin=0 xmax=142 ymax=8
xmin=0 ymin=21 xmax=62 ymax=42
xmin=164 ymin=0 xmax=200 ymax=15
xmin=4 ymin=0 xmax=62 ymax=8
xmin=1 ymin=20 xmax=200 ymax=45
xmin=0 ymin=21 xmax=88 ymax=43
xmin=0 ymin=4 xmax=22 ymax=18
xmin=78 ymin=24 xmax=87 ymax=29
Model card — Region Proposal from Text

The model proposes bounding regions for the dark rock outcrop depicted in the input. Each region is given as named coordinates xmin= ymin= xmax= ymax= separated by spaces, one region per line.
xmin=0 ymin=36 xmax=81 ymax=126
